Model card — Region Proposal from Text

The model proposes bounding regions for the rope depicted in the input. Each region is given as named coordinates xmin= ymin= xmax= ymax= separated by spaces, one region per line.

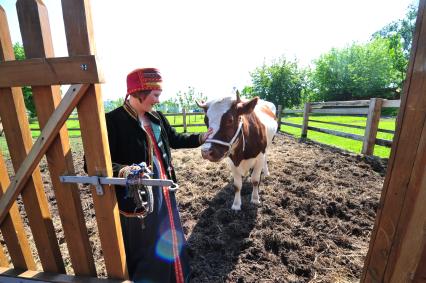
xmin=118 ymin=162 xmax=154 ymax=218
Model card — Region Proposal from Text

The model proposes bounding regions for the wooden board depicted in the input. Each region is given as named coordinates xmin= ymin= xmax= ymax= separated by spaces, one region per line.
xmin=0 ymin=267 xmax=132 ymax=283
xmin=0 ymin=150 xmax=36 ymax=270
xmin=0 ymin=55 xmax=104 ymax=87
xmin=362 ymin=0 xmax=426 ymax=281
xmin=0 ymin=6 xmax=64 ymax=273
xmin=16 ymin=0 xmax=96 ymax=276
xmin=362 ymin=98 xmax=383 ymax=155
xmin=61 ymin=0 xmax=128 ymax=279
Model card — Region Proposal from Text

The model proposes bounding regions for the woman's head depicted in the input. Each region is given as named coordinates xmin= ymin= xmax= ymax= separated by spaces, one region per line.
xmin=126 ymin=68 xmax=162 ymax=114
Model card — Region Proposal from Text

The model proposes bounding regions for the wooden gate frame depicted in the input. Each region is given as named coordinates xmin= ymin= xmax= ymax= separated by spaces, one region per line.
xmin=0 ymin=0 xmax=425 ymax=282
xmin=0 ymin=0 xmax=129 ymax=282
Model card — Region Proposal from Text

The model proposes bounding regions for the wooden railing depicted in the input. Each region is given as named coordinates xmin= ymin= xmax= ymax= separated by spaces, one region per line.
xmin=276 ymin=98 xmax=400 ymax=155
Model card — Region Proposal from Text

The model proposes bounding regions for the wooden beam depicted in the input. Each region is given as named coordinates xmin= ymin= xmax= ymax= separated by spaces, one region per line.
xmin=362 ymin=0 xmax=426 ymax=281
xmin=0 ymin=55 xmax=104 ymax=87
xmin=0 ymin=5 xmax=64 ymax=273
xmin=310 ymin=100 xmax=371 ymax=107
xmin=301 ymin=103 xmax=311 ymax=139
xmin=0 ymin=150 xmax=36 ymax=270
xmin=0 ymin=84 xmax=89 ymax=234
xmin=311 ymin=108 xmax=369 ymax=115
xmin=61 ymin=0 xmax=128 ymax=279
xmin=361 ymin=98 xmax=383 ymax=155
xmin=17 ymin=0 xmax=96 ymax=276
xmin=0 ymin=267 xmax=132 ymax=283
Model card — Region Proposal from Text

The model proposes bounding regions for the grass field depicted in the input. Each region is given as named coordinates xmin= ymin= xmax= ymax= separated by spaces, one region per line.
xmin=0 ymin=113 xmax=396 ymax=159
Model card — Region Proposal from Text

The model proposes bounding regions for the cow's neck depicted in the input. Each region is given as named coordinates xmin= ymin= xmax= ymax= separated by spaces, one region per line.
xmin=228 ymin=112 xmax=267 ymax=167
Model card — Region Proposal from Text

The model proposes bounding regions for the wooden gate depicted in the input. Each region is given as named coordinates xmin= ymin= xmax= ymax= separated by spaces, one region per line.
xmin=0 ymin=0 xmax=129 ymax=282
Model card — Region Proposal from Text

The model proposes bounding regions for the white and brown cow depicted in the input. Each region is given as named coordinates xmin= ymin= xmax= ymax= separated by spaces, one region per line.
xmin=197 ymin=91 xmax=278 ymax=210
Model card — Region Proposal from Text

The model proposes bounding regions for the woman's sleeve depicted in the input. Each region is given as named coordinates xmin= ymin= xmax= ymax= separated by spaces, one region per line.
xmin=157 ymin=111 xmax=202 ymax=149
xmin=105 ymin=114 xmax=126 ymax=177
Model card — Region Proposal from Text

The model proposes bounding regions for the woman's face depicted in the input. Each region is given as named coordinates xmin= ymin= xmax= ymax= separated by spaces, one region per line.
xmin=132 ymin=90 xmax=162 ymax=113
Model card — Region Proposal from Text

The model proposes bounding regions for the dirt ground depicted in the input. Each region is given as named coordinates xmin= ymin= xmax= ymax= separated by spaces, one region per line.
xmin=4 ymin=133 xmax=387 ymax=282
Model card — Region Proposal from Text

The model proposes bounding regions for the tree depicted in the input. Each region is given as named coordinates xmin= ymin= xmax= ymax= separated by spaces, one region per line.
xmin=309 ymin=37 xmax=403 ymax=101
xmin=104 ymin=97 xmax=124 ymax=112
xmin=14 ymin=43 xmax=36 ymax=117
xmin=175 ymin=86 xmax=207 ymax=111
xmin=249 ymin=57 xmax=305 ymax=108
xmin=371 ymin=1 xmax=418 ymax=91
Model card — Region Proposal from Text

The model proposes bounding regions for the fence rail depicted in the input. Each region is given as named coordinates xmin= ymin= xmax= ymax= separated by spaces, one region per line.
xmin=277 ymin=98 xmax=400 ymax=155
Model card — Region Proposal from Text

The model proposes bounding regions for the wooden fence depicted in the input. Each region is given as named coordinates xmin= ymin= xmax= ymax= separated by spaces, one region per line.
xmin=0 ymin=1 xmax=128 ymax=282
xmin=276 ymin=98 xmax=400 ymax=155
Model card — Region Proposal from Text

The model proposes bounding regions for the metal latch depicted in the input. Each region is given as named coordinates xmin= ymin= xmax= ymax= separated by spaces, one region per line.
xmin=59 ymin=175 xmax=178 ymax=195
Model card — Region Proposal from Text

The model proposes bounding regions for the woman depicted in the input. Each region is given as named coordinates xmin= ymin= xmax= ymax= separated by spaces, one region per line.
xmin=106 ymin=68 xmax=211 ymax=282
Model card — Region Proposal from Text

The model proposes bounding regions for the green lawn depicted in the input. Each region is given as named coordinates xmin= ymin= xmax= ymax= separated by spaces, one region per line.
xmin=0 ymin=113 xmax=396 ymax=159
xmin=280 ymin=114 xmax=396 ymax=158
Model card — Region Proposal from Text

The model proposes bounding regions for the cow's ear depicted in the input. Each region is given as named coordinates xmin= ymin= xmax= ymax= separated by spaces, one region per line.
xmin=237 ymin=97 xmax=258 ymax=115
xmin=196 ymin=100 xmax=208 ymax=112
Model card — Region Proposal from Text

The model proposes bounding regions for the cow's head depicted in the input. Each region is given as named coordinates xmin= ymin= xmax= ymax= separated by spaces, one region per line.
xmin=197 ymin=91 xmax=259 ymax=162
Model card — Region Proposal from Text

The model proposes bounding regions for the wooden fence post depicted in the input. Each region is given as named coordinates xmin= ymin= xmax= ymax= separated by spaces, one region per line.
xmin=301 ymin=103 xmax=311 ymax=139
xmin=361 ymin=0 xmax=426 ymax=280
xmin=62 ymin=0 xmax=127 ymax=279
xmin=17 ymin=0 xmax=95 ymax=275
xmin=361 ymin=98 xmax=383 ymax=155
xmin=276 ymin=105 xmax=282 ymax=132
xmin=182 ymin=108 xmax=187 ymax=133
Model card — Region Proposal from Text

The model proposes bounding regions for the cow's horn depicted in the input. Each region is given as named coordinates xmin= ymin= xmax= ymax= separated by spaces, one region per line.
xmin=236 ymin=90 xmax=241 ymax=102
xmin=196 ymin=100 xmax=208 ymax=110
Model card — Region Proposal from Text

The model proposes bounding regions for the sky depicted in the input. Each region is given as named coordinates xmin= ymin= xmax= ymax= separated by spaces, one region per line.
xmin=0 ymin=0 xmax=415 ymax=102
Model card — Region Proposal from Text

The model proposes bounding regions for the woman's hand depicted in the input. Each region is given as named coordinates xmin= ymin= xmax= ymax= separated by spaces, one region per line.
xmin=200 ymin=128 xmax=213 ymax=144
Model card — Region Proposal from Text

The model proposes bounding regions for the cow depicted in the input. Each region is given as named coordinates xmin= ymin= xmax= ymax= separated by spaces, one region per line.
xmin=197 ymin=91 xmax=278 ymax=210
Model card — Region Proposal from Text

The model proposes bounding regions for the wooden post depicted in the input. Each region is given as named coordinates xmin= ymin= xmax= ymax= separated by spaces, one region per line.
xmin=16 ymin=0 xmax=95 ymax=275
xmin=361 ymin=98 xmax=383 ymax=155
xmin=0 ymin=5 xmax=65 ymax=273
xmin=301 ymin=103 xmax=311 ymax=139
xmin=0 ymin=148 xmax=36 ymax=270
xmin=182 ymin=108 xmax=187 ymax=133
xmin=361 ymin=0 xmax=426 ymax=281
xmin=276 ymin=105 xmax=282 ymax=132
xmin=61 ymin=0 xmax=128 ymax=279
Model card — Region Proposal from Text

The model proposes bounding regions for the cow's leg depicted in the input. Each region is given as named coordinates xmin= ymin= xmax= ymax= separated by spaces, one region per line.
xmin=231 ymin=171 xmax=243 ymax=211
xmin=262 ymin=154 xmax=270 ymax=176
xmin=251 ymin=154 xmax=264 ymax=204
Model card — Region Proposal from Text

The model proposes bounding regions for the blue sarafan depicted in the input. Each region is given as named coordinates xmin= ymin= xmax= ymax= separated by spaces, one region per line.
xmin=197 ymin=91 xmax=278 ymax=211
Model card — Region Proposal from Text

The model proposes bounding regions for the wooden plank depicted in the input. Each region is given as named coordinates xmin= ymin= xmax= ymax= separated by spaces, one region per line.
xmin=0 ymin=150 xmax=36 ymax=270
xmin=0 ymin=267 xmax=132 ymax=283
xmin=362 ymin=0 xmax=426 ymax=281
xmin=310 ymin=100 xmax=371 ymax=107
xmin=311 ymin=108 xmax=369 ymax=115
xmin=390 ymin=118 xmax=426 ymax=282
xmin=308 ymin=119 xmax=395 ymax=134
xmin=182 ymin=108 xmax=187 ymax=133
xmin=0 ymin=6 xmax=64 ymax=273
xmin=281 ymin=121 xmax=302 ymax=129
xmin=0 ymin=55 xmax=104 ymax=87
xmin=382 ymin=99 xmax=401 ymax=108
xmin=0 ymin=243 xmax=8 ymax=267
xmin=307 ymin=125 xmax=365 ymax=141
xmin=362 ymin=98 xmax=383 ymax=155
xmin=301 ymin=103 xmax=311 ymax=138
xmin=282 ymin=109 xmax=303 ymax=114
xmin=276 ymin=105 xmax=282 ymax=129
xmin=17 ymin=0 xmax=96 ymax=276
xmin=0 ymin=84 xmax=89 ymax=232
xmin=61 ymin=0 xmax=127 ymax=279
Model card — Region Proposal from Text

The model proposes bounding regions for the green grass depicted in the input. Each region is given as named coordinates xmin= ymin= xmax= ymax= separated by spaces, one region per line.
xmin=281 ymin=114 xmax=396 ymax=158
